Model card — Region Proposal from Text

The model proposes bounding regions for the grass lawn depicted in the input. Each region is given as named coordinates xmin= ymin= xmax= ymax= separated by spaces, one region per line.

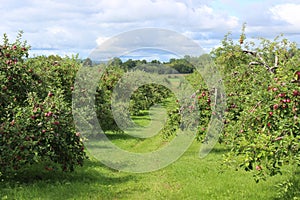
xmin=0 ymin=140 xmax=295 ymax=200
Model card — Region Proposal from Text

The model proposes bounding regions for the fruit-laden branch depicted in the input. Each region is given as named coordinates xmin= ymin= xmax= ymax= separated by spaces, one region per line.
xmin=242 ymin=50 xmax=277 ymax=73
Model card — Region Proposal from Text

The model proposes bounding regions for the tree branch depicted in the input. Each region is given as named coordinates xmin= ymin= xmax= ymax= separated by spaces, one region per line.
xmin=274 ymin=54 xmax=278 ymax=69
xmin=242 ymin=50 xmax=256 ymax=56
xmin=249 ymin=61 xmax=262 ymax=66
xmin=243 ymin=50 xmax=275 ymax=73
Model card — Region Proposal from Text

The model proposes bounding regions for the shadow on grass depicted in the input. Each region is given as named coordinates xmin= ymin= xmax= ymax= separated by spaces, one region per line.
xmin=0 ymin=159 xmax=139 ymax=199
xmin=272 ymin=169 xmax=300 ymax=200
xmin=130 ymin=109 xmax=149 ymax=118
xmin=105 ymin=132 xmax=142 ymax=141
xmin=87 ymin=131 xmax=140 ymax=141
xmin=208 ymin=145 xmax=231 ymax=154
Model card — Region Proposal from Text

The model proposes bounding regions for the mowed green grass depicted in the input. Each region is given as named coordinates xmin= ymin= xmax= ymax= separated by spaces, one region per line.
xmin=0 ymin=75 xmax=298 ymax=199
xmin=0 ymin=140 xmax=293 ymax=200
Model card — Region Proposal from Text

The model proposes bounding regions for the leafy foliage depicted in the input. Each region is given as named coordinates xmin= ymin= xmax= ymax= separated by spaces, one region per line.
xmin=95 ymin=66 xmax=125 ymax=132
xmin=212 ymin=26 xmax=300 ymax=181
xmin=167 ymin=57 xmax=195 ymax=73
xmin=0 ymin=32 xmax=86 ymax=176
xmin=95 ymin=66 xmax=173 ymax=132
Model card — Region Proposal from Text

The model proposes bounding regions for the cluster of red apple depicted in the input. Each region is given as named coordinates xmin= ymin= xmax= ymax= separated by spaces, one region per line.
xmin=274 ymin=91 xmax=290 ymax=110
xmin=29 ymin=91 xmax=62 ymax=134
xmin=268 ymin=83 xmax=299 ymax=112
xmin=3 ymin=45 xmax=27 ymax=65
xmin=176 ymin=90 xmax=211 ymax=113
xmin=5 ymin=59 xmax=16 ymax=65
xmin=266 ymin=73 xmax=299 ymax=131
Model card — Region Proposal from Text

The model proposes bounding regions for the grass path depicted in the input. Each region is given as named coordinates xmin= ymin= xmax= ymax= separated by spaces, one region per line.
xmin=0 ymin=138 xmax=292 ymax=200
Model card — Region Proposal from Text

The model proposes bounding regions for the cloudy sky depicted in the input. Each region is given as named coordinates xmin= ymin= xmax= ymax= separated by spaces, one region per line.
xmin=1 ymin=0 xmax=300 ymax=60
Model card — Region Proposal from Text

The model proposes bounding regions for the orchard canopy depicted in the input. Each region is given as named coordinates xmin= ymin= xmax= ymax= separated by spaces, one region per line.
xmin=0 ymin=27 xmax=299 ymax=182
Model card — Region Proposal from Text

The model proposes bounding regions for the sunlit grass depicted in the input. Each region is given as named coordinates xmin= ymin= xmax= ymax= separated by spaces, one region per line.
xmin=0 ymin=141 xmax=294 ymax=200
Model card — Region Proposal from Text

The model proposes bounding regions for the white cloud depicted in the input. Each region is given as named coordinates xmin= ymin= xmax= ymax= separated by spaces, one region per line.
xmin=0 ymin=0 xmax=240 ymax=58
xmin=96 ymin=36 xmax=110 ymax=46
xmin=1 ymin=0 xmax=299 ymax=59
xmin=270 ymin=3 xmax=300 ymax=28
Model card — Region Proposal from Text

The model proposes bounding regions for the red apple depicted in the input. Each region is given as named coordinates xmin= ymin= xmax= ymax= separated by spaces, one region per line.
xmin=278 ymin=93 xmax=286 ymax=98
xmin=273 ymin=104 xmax=279 ymax=110
xmin=272 ymin=87 xmax=278 ymax=92
xmin=45 ymin=111 xmax=53 ymax=117
xmin=269 ymin=112 xmax=273 ymax=116
xmin=48 ymin=92 xmax=54 ymax=97
xmin=10 ymin=120 xmax=15 ymax=126
xmin=293 ymin=90 xmax=299 ymax=96
xmin=45 ymin=166 xmax=53 ymax=171
xmin=6 ymin=60 xmax=12 ymax=65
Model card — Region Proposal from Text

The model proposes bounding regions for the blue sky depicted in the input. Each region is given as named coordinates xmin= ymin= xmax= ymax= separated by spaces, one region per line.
xmin=1 ymin=0 xmax=300 ymax=60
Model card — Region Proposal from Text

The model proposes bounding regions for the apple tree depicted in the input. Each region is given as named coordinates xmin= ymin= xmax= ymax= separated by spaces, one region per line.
xmin=212 ymin=26 xmax=300 ymax=181
xmin=0 ymin=32 xmax=86 ymax=176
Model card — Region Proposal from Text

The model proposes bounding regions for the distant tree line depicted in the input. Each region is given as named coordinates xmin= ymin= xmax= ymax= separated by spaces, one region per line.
xmin=81 ymin=56 xmax=196 ymax=74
